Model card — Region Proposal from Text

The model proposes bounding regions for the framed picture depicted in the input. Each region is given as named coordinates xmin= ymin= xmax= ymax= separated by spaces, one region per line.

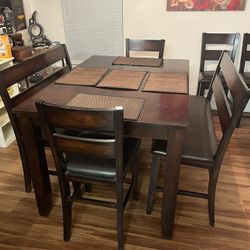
xmin=167 ymin=0 xmax=246 ymax=11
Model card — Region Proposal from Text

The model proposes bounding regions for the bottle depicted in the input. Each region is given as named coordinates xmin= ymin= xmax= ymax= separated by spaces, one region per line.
xmin=0 ymin=35 xmax=13 ymax=59
xmin=3 ymin=7 xmax=15 ymax=34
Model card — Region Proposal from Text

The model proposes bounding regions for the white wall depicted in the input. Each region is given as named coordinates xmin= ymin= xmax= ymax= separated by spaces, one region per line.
xmin=123 ymin=0 xmax=250 ymax=94
xmin=23 ymin=0 xmax=65 ymax=43
xmin=23 ymin=0 xmax=250 ymax=94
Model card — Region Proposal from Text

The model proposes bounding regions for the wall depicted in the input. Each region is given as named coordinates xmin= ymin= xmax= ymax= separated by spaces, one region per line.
xmin=23 ymin=0 xmax=65 ymax=43
xmin=123 ymin=0 xmax=250 ymax=94
xmin=23 ymin=0 xmax=250 ymax=94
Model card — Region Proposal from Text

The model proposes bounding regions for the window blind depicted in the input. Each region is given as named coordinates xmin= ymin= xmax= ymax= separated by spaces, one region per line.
xmin=61 ymin=0 xmax=123 ymax=65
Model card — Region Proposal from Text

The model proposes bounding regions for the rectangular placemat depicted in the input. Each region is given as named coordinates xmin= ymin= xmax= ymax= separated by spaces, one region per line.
xmin=112 ymin=56 xmax=163 ymax=67
xmin=97 ymin=69 xmax=146 ymax=90
xmin=67 ymin=93 xmax=144 ymax=120
xmin=143 ymin=72 xmax=188 ymax=94
xmin=55 ymin=67 xmax=109 ymax=86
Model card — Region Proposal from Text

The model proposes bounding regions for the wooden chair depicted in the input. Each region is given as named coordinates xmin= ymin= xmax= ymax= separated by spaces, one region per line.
xmin=147 ymin=51 xmax=250 ymax=226
xmin=125 ymin=39 xmax=165 ymax=58
xmin=196 ymin=32 xmax=240 ymax=96
xmin=36 ymin=101 xmax=141 ymax=250
xmin=239 ymin=33 xmax=250 ymax=87
xmin=0 ymin=44 xmax=72 ymax=192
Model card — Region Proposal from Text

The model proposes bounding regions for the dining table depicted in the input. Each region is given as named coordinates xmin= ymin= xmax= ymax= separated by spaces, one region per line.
xmin=12 ymin=54 xmax=189 ymax=240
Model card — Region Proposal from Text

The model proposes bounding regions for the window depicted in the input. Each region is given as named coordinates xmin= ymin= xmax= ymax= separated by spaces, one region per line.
xmin=62 ymin=0 xmax=123 ymax=64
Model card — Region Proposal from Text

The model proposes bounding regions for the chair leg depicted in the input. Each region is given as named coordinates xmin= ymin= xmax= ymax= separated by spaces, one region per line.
xmin=116 ymin=181 xmax=124 ymax=250
xmin=196 ymin=81 xmax=201 ymax=96
xmin=146 ymin=154 xmax=161 ymax=215
xmin=21 ymin=155 xmax=32 ymax=193
xmin=236 ymin=116 xmax=242 ymax=128
xmin=16 ymin=136 xmax=32 ymax=192
xmin=63 ymin=200 xmax=73 ymax=242
xmin=132 ymin=162 xmax=139 ymax=201
xmin=59 ymin=179 xmax=73 ymax=242
xmin=85 ymin=183 xmax=92 ymax=193
xmin=198 ymin=84 xmax=206 ymax=97
xmin=208 ymin=178 xmax=216 ymax=226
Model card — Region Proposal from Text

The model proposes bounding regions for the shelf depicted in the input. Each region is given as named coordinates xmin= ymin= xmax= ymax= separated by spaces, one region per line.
xmin=0 ymin=122 xmax=15 ymax=147
xmin=0 ymin=107 xmax=10 ymax=127
xmin=0 ymin=82 xmax=18 ymax=148
xmin=0 ymin=83 xmax=19 ymax=109
xmin=0 ymin=57 xmax=14 ymax=70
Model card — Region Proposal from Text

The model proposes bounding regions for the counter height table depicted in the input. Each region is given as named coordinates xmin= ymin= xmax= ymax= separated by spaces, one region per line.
xmin=13 ymin=55 xmax=189 ymax=240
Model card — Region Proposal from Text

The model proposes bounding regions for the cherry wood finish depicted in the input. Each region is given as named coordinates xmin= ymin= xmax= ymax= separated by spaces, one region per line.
xmin=125 ymin=39 xmax=165 ymax=59
xmin=196 ymin=33 xmax=240 ymax=96
xmin=12 ymin=55 xmax=189 ymax=240
xmin=147 ymin=52 xmax=250 ymax=228
xmin=0 ymin=44 xmax=72 ymax=193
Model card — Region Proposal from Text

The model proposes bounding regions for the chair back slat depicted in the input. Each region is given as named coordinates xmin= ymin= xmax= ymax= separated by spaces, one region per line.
xmin=204 ymin=50 xmax=224 ymax=61
xmin=208 ymin=51 xmax=250 ymax=137
xmin=37 ymin=104 xmax=116 ymax=131
xmin=126 ymin=39 xmax=165 ymax=58
xmin=212 ymin=75 xmax=232 ymax=134
xmin=54 ymin=134 xmax=116 ymax=158
xmin=205 ymin=33 xmax=239 ymax=44
xmin=36 ymin=101 xmax=123 ymax=162
xmin=199 ymin=33 xmax=240 ymax=72
xmin=220 ymin=54 xmax=247 ymax=109
xmin=239 ymin=33 xmax=250 ymax=73
xmin=244 ymin=51 xmax=250 ymax=60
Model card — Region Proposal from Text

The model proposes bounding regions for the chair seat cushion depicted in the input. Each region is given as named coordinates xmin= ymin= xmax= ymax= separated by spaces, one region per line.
xmin=152 ymin=96 xmax=217 ymax=168
xmin=65 ymin=136 xmax=141 ymax=182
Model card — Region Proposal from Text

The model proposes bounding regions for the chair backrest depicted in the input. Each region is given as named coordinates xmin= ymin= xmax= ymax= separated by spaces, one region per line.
xmin=125 ymin=39 xmax=165 ymax=58
xmin=0 ymin=44 xmax=72 ymax=112
xmin=199 ymin=33 xmax=240 ymax=73
xmin=35 ymin=101 xmax=124 ymax=178
xmin=207 ymin=51 xmax=250 ymax=168
xmin=239 ymin=33 xmax=250 ymax=73
xmin=0 ymin=44 xmax=72 ymax=134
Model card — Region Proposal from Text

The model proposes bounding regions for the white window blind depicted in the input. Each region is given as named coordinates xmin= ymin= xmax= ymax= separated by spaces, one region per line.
xmin=61 ymin=0 xmax=123 ymax=65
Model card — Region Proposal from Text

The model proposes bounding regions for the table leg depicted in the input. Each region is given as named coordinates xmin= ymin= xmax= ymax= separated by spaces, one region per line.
xmin=17 ymin=116 xmax=52 ymax=216
xmin=161 ymin=127 xmax=185 ymax=239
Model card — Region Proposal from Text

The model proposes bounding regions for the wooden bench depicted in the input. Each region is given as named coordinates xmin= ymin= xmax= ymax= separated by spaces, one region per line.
xmin=0 ymin=44 xmax=72 ymax=192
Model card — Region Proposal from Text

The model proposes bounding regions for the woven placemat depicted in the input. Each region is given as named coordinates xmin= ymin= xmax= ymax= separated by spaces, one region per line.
xmin=67 ymin=93 xmax=144 ymax=120
xmin=143 ymin=72 xmax=188 ymax=94
xmin=55 ymin=67 xmax=108 ymax=86
xmin=97 ymin=69 xmax=146 ymax=90
xmin=112 ymin=56 xmax=162 ymax=67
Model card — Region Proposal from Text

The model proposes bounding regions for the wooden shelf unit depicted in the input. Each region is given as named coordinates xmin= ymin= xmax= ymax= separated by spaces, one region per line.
xmin=0 ymin=58 xmax=19 ymax=147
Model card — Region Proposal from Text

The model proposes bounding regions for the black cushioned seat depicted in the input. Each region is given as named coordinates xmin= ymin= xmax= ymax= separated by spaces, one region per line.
xmin=152 ymin=96 xmax=217 ymax=168
xmin=66 ymin=137 xmax=141 ymax=182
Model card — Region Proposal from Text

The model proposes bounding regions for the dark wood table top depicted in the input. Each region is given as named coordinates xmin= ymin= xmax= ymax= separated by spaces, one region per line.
xmin=79 ymin=55 xmax=189 ymax=74
xmin=13 ymin=56 xmax=189 ymax=139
